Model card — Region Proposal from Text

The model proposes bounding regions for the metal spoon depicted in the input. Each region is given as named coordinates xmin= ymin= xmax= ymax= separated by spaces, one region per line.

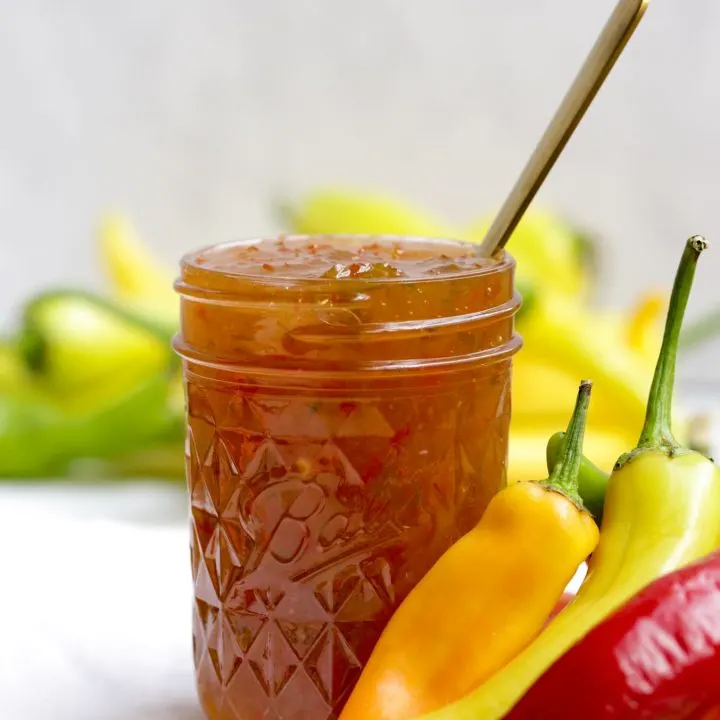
xmin=478 ymin=0 xmax=650 ymax=257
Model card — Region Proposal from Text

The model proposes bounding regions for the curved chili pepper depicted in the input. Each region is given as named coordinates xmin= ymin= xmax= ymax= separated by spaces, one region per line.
xmin=418 ymin=238 xmax=720 ymax=720
xmin=505 ymin=549 xmax=720 ymax=719
xmin=693 ymin=706 xmax=720 ymax=720
xmin=689 ymin=707 xmax=720 ymax=720
xmin=338 ymin=382 xmax=599 ymax=720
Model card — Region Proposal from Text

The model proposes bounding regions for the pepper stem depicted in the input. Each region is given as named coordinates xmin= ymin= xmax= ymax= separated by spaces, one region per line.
xmin=545 ymin=380 xmax=592 ymax=506
xmin=637 ymin=236 xmax=708 ymax=452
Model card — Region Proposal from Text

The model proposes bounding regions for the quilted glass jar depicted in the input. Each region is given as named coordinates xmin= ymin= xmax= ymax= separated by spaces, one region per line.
xmin=174 ymin=235 xmax=521 ymax=720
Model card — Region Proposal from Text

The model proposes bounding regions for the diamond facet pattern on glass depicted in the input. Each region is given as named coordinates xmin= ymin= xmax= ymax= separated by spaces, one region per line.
xmin=186 ymin=370 xmax=510 ymax=719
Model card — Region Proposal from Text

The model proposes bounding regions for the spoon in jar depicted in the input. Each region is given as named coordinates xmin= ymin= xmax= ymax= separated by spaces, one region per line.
xmin=478 ymin=0 xmax=650 ymax=258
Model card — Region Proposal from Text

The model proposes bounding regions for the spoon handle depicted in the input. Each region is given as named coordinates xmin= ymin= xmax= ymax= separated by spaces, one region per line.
xmin=479 ymin=0 xmax=650 ymax=258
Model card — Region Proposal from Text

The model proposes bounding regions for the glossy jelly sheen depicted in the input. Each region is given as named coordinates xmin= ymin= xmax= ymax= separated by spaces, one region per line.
xmin=191 ymin=235 xmax=496 ymax=280
xmin=175 ymin=235 xmax=521 ymax=720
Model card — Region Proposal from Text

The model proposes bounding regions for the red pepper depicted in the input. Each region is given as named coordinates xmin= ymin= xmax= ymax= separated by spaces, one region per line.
xmin=505 ymin=550 xmax=720 ymax=719
xmin=687 ymin=705 xmax=720 ymax=720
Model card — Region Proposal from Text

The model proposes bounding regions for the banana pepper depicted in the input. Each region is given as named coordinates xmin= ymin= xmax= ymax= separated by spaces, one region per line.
xmin=418 ymin=236 xmax=720 ymax=720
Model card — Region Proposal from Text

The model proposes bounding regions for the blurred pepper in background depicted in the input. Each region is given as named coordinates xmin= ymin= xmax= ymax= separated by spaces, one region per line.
xmin=0 ymin=239 xmax=182 ymax=477
xmin=284 ymin=188 xmax=679 ymax=480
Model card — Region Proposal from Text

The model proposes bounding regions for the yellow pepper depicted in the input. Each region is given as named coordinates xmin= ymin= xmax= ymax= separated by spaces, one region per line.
xmin=511 ymin=290 xmax=664 ymax=432
xmin=279 ymin=188 xmax=455 ymax=238
xmin=339 ymin=382 xmax=599 ymax=720
xmin=417 ymin=237 xmax=720 ymax=720
xmin=283 ymin=188 xmax=664 ymax=444
xmin=98 ymin=214 xmax=178 ymax=322
xmin=283 ymin=189 xmax=595 ymax=298
xmin=508 ymin=423 xmax=628 ymax=485
xmin=468 ymin=209 xmax=593 ymax=299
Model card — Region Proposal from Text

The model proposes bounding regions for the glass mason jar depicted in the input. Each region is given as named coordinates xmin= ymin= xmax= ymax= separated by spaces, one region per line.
xmin=174 ymin=235 xmax=521 ymax=720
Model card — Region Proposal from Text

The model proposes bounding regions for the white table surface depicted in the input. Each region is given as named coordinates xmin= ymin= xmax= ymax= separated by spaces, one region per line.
xmin=0 ymin=482 xmax=204 ymax=720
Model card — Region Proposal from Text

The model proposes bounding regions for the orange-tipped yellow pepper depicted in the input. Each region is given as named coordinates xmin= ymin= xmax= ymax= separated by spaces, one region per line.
xmin=338 ymin=382 xmax=600 ymax=720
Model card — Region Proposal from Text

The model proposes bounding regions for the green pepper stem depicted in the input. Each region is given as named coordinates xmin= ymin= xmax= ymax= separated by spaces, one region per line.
xmin=637 ymin=236 xmax=708 ymax=451
xmin=546 ymin=380 xmax=592 ymax=505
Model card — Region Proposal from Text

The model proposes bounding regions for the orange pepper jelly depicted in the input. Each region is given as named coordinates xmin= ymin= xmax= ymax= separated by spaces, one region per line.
xmin=174 ymin=235 xmax=521 ymax=720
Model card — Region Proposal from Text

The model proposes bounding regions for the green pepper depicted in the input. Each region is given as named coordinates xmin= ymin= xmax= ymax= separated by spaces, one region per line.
xmin=546 ymin=431 xmax=610 ymax=522
xmin=516 ymin=279 xmax=537 ymax=323
xmin=20 ymin=290 xmax=175 ymax=410
xmin=0 ymin=368 xmax=183 ymax=478
xmin=0 ymin=290 xmax=183 ymax=478
xmin=0 ymin=338 xmax=34 ymax=391
xmin=86 ymin=443 xmax=185 ymax=479
xmin=0 ymin=393 xmax=67 ymax=476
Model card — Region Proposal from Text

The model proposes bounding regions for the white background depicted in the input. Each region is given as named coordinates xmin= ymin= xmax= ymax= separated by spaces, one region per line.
xmin=0 ymin=483 xmax=203 ymax=720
